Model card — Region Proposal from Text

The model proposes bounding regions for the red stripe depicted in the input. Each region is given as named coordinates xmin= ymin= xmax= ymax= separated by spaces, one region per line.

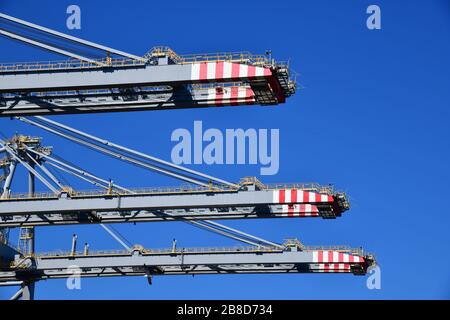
xmin=328 ymin=195 xmax=334 ymax=202
xmin=231 ymin=63 xmax=240 ymax=80
xmin=349 ymin=255 xmax=354 ymax=263
xmin=291 ymin=189 xmax=297 ymax=203
xmin=279 ymin=190 xmax=285 ymax=203
xmin=199 ymin=63 xmax=208 ymax=81
xmin=288 ymin=204 xmax=294 ymax=217
xmin=230 ymin=87 xmax=239 ymax=106
xmin=315 ymin=193 xmax=321 ymax=202
xmin=338 ymin=252 xmax=344 ymax=263
xmin=245 ymin=88 xmax=253 ymax=105
xmin=247 ymin=65 xmax=256 ymax=78
xmin=215 ymin=61 xmax=224 ymax=80
xmin=318 ymin=251 xmax=323 ymax=263
xmin=324 ymin=264 xmax=330 ymax=273
xmin=263 ymin=67 xmax=272 ymax=76
xmin=303 ymin=191 xmax=309 ymax=203
xmin=328 ymin=251 xmax=333 ymax=263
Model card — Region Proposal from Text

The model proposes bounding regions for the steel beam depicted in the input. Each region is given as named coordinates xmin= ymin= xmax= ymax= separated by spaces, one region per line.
xmin=0 ymin=204 xmax=332 ymax=228
xmin=0 ymin=13 xmax=146 ymax=62
xmin=0 ymin=187 xmax=342 ymax=216
xmin=0 ymin=245 xmax=374 ymax=283
xmin=0 ymin=86 xmax=258 ymax=116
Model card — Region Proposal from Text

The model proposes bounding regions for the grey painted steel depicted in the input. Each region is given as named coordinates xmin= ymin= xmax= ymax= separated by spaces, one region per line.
xmin=0 ymin=30 xmax=106 ymax=66
xmin=100 ymin=224 xmax=131 ymax=252
xmin=35 ymin=116 xmax=239 ymax=189
xmin=0 ymin=13 xmax=145 ymax=62
xmin=200 ymin=220 xmax=283 ymax=248
xmin=27 ymin=148 xmax=130 ymax=192
xmin=0 ymin=64 xmax=193 ymax=92
xmin=17 ymin=117 xmax=213 ymax=187
xmin=188 ymin=221 xmax=262 ymax=247
xmin=1 ymin=161 xmax=16 ymax=198
xmin=0 ymin=204 xmax=327 ymax=227
xmin=0 ymin=189 xmax=276 ymax=215
xmin=25 ymin=152 xmax=64 ymax=189
xmin=0 ymin=140 xmax=59 ymax=193
xmin=0 ymin=248 xmax=367 ymax=282
xmin=9 ymin=288 xmax=23 ymax=300
xmin=0 ymin=87 xmax=255 ymax=116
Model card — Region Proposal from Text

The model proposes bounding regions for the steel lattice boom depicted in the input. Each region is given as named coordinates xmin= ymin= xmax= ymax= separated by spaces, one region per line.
xmin=0 ymin=13 xmax=296 ymax=117
xmin=0 ymin=240 xmax=375 ymax=285
xmin=0 ymin=13 xmax=376 ymax=301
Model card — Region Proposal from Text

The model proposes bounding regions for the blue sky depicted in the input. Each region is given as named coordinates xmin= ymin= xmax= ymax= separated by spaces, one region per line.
xmin=0 ymin=0 xmax=449 ymax=299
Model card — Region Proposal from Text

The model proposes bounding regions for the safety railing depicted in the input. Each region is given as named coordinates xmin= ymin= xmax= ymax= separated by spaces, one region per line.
xmin=35 ymin=244 xmax=366 ymax=260
xmin=0 ymin=57 xmax=145 ymax=73
xmin=0 ymin=47 xmax=275 ymax=73
xmin=37 ymin=245 xmax=283 ymax=259
xmin=146 ymin=46 xmax=272 ymax=66
xmin=0 ymin=179 xmax=341 ymax=201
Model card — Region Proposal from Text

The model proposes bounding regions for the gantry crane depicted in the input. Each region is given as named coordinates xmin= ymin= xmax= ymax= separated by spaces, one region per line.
xmin=0 ymin=13 xmax=376 ymax=300
xmin=0 ymin=13 xmax=295 ymax=117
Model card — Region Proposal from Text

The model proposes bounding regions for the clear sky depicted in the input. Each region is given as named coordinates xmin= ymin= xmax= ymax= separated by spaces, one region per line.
xmin=0 ymin=0 xmax=449 ymax=299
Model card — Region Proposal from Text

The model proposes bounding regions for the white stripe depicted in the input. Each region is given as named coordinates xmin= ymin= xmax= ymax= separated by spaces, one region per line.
xmin=343 ymin=254 xmax=349 ymax=263
xmin=238 ymin=88 xmax=248 ymax=99
xmin=312 ymin=251 xmax=318 ymax=263
xmin=207 ymin=62 xmax=216 ymax=80
xmin=239 ymin=64 xmax=248 ymax=78
xmin=206 ymin=89 xmax=216 ymax=101
xmin=333 ymin=251 xmax=339 ymax=263
xmin=223 ymin=62 xmax=232 ymax=79
xmin=321 ymin=194 xmax=328 ymax=202
xmin=285 ymin=189 xmax=291 ymax=203
xmin=273 ymin=190 xmax=279 ymax=203
xmin=298 ymin=191 xmax=304 ymax=203
xmin=323 ymin=251 xmax=328 ymax=263
xmin=191 ymin=64 xmax=200 ymax=80
xmin=255 ymin=67 xmax=264 ymax=77
xmin=223 ymin=88 xmax=231 ymax=100
xmin=309 ymin=192 xmax=315 ymax=202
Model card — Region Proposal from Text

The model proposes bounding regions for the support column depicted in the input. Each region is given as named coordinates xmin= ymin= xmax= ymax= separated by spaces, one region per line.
xmin=21 ymin=281 xmax=35 ymax=300
xmin=19 ymin=161 xmax=36 ymax=300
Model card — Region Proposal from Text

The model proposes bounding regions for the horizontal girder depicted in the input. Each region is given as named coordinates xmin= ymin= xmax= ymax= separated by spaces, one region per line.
xmin=0 ymin=58 xmax=294 ymax=116
xmin=0 ymin=203 xmax=336 ymax=228
xmin=0 ymin=85 xmax=264 ymax=116
xmin=0 ymin=187 xmax=349 ymax=220
xmin=0 ymin=244 xmax=374 ymax=283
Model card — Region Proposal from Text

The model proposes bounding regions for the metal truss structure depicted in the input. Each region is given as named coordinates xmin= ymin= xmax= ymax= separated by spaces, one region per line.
xmin=0 ymin=13 xmax=376 ymax=300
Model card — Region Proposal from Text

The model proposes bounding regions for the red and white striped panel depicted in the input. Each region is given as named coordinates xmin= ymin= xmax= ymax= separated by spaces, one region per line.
xmin=312 ymin=251 xmax=365 ymax=264
xmin=273 ymin=189 xmax=334 ymax=204
xmin=278 ymin=204 xmax=319 ymax=217
xmin=315 ymin=264 xmax=351 ymax=273
xmin=202 ymin=86 xmax=255 ymax=106
xmin=191 ymin=62 xmax=272 ymax=81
